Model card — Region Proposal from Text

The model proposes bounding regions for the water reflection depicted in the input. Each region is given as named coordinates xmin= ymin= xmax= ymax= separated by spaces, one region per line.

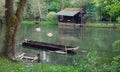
xmin=42 ymin=51 xmax=50 ymax=63
xmin=16 ymin=24 xmax=120 ymax=66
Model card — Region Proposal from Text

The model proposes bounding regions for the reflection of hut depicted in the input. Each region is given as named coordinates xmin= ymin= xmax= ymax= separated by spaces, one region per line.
xmin=57 ymin=8 xmax=85 ymax=26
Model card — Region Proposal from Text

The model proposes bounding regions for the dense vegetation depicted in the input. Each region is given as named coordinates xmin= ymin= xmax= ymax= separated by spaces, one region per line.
xmin=1 ymin=0 xmax=120 ymax=25
xmin=23 ymin=0 xmax=120 ymax=24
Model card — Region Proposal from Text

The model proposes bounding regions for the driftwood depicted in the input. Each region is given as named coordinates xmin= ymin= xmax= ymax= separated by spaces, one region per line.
xmin=17 ymin=53 xmax=40 ymax=62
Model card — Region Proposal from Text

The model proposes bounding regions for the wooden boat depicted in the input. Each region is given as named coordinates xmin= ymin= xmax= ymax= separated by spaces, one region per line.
xmin=22 ymin=39 xmax=79 ymax=54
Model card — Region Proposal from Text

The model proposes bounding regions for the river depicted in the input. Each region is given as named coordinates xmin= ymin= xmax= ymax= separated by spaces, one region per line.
xmin=1 ymin=24 xmax=120 ymax=66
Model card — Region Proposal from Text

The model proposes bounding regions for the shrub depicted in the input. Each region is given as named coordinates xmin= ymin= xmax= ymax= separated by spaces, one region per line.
xmin=74 ymin=49 xmax=101 ymax=72
xmin=46 ymin=12 xmax=57 ymax=21
xmin=116 ymin=17 xmax=120 ymax=24
xmin=110 ymin=55 xmax=120 ymax=71
xmin=112 ymin=40 xmax=120 ymax=49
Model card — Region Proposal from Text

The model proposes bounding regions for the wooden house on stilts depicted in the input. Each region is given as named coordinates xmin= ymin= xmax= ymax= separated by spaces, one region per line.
xmin=57 ymin=8 xmax=85 ymax=26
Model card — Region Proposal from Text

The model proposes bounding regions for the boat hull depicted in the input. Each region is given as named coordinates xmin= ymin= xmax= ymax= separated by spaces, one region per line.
xmin=22 ymin=40 xmax=79 ymax=54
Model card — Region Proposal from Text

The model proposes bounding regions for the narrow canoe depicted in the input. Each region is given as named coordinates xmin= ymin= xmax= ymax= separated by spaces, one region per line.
xmin=22 ymin=40 xmax=79 ymax=54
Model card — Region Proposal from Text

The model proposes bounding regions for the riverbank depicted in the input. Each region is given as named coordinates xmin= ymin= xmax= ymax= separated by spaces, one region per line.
xmin=22 ymin=21 xmax=120 ymax=29
xmin=0 ymin=58 xmax=78 ymax=72
xmin=22 ymin=20 xmax=57 ymax=25
xmin=85 ymin=23 xmax=120 ymax=29
xmin=1 ymin=54 xmax=120 ymax=72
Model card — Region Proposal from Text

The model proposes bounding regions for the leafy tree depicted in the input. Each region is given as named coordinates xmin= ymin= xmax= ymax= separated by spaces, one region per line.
xmin=70 ymin=0 xmax=89 ymax=8
xmin=91 ymin=0 xmax=120 ymax=23
xmin=23 ymin=0 xmax=48 ymax=21
xmin=105 ymin=0 xmax=120 ymax=22
xmin=48 ymin=0 xmax=61 ymax=12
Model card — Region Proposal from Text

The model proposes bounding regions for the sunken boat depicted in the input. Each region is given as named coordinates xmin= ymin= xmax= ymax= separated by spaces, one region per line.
xmin=22 ymin=39 xmax=79 ymax=54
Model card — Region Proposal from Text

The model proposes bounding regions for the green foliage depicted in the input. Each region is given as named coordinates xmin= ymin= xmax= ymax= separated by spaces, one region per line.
xmin=112 ymin=40 xmax=120 ymax=49
xmin=70 ymin=0 xmax=88 ymax=8
xmin=47 ymin=12 xmax=57 ymax=21
xmin=48 ymin=1 xmax=61 ymax=12
xmin=45 ymin=11 xmax=58 ymax=25
xmin=89 ymin=0 xmax=120 ymax=22
xmin=23 ymin=0 xmax=48 ymax=20
xmin=74 ymin=49 xmax=101 ymax=72
xmin=104 ymin=0 xmax=120 ymax=22
xmin=0 ymin=58 xmax=78 ymax=72
xmin=110 ymin=55 xmax=120 ymax=71
xmin=116 ymin=17 xmax=120 ymax=24
xmin=1 ymin=49 xmax=120 ymax=72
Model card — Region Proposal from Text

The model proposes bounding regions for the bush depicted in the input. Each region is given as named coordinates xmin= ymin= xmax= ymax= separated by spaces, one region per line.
xmin=47 ymin=12 xmax=57 ymax=21
xmin=116 ymin=17 xmax=120 ymax=24
xmin=110 ymin=55 xmax=120 ymax=71
xmin=112 ymin=40 xmax=120 ymax=49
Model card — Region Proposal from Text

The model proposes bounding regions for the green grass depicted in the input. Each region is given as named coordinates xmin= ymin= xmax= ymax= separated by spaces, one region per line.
xmin=22 ymin=21 xmax=35 ymax=24
xmin=0 ymin=58 xmax=78 ymax=72
xmin=22 ymin=20 xmax=57 ymax=25
xmin=0 ymin=49 xmax=120 ymax=72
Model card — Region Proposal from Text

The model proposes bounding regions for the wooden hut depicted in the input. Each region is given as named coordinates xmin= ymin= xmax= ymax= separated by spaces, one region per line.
xmin=57 ymin=8 xmax=85 ymax=26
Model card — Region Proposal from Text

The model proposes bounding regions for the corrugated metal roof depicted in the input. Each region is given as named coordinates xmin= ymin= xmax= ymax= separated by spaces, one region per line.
xmin=57 ymin=10 xmax=79 ymax=16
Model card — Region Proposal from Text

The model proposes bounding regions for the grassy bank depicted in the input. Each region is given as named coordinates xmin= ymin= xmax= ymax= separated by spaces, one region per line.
xmin=22 ymin=21 xmax=35 ymax=24
xmin=85 ymin=23 xmax=120 ymax=28
xmin=0 ymin=58 xmax=78 ymax=72
xmin=22 ymin=21 xmax=120 ymax=29
xmin=22 ymin=20 xmax=57 ymax=25
xmin=0 ymin=49 xmax=120 ymax=72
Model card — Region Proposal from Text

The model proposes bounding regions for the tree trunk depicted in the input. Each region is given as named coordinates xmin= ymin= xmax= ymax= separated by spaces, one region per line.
xmin=109 ymin=16 xmax=112 ymax=23
xmin=61 ymin=0 xmax=64 ymax=10
xmin=1 ymin=0 xmax=27 ymax=60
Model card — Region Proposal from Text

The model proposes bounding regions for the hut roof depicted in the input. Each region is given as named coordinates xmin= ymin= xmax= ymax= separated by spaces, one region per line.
xmin=57 ymin=8 xmax=85 ymax=16
xmin=57 ymin=10 xmax=79 ymax=16
xmin=63 ymin=8 xmax=81 ymax=11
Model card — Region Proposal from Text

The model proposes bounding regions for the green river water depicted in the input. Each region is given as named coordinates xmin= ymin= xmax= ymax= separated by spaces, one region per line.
xmin=0 ymin=24 xmax=120 ymax=66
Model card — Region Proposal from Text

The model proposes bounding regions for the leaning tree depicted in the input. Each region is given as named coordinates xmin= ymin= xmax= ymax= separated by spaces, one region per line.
xmin=1 ymin=0 xmax=27 ymax=60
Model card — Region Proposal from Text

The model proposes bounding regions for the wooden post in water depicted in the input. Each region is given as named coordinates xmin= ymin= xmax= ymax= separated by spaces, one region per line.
xmin=65 ymin=45 xmax=67 ymax=52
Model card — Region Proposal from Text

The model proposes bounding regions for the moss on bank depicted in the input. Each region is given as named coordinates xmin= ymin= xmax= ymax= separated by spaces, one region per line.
xmin=0 ymin=58 xmax=78 ymax=72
